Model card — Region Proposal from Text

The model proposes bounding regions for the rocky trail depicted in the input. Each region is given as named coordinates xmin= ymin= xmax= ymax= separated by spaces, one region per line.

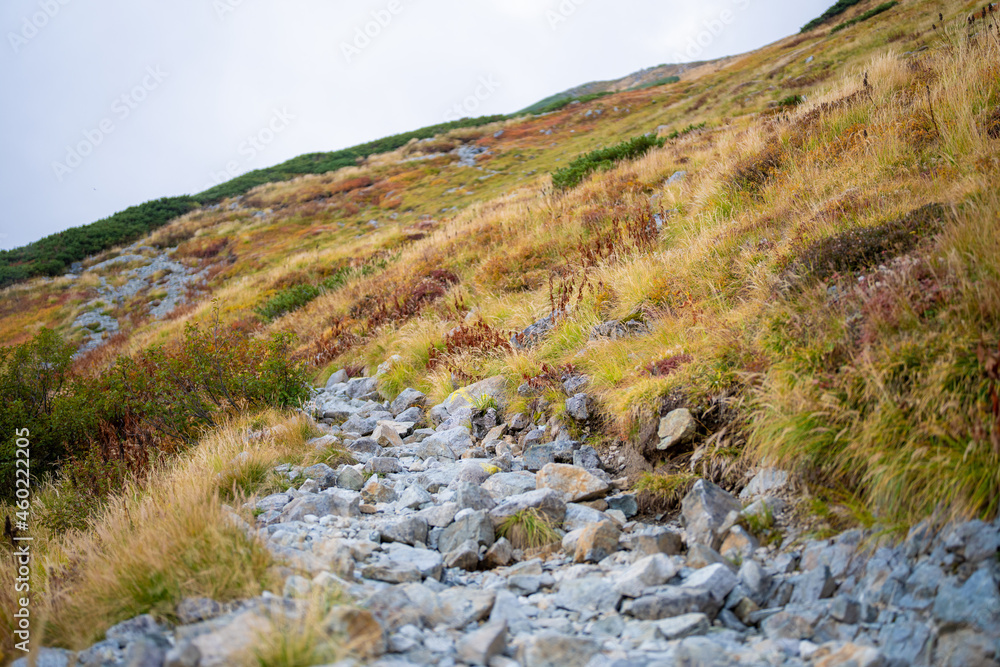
xmin=19 ymin=372 xmax=1000 ymax=667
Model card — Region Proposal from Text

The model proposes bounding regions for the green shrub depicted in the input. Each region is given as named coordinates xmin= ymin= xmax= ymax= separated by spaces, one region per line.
xmin=0 ymin=197 xmax=199 ymax=288
xmin=666 ymin=123 xmax=707 ymax=140
xmin=522 ymin=92 xmax=613 ymax=115
xmin=552 ymin=134 xmax=666 ymax=190
xmin=255 ymin=269 xmax=351 ymax=321
xmin=801 ymin=0 xmax=864 ymax=32
xmin=830 ymin=2 xmax=899 ymax=33
xmin=196 ymin=115 xmax=510 ymax=203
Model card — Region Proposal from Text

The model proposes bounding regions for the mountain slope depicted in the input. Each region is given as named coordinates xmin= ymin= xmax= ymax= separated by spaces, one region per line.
xmin=3 ymin=0 xmax=1000 ymax=659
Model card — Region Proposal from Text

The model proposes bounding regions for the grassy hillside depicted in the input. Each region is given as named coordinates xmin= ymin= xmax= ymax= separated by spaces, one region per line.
xmin=3 ymin=0 xmax=1000 ymax=654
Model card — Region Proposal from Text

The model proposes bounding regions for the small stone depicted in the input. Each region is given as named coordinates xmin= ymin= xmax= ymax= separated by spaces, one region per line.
xmin=439 ymin=510 xmax=495 ymax=554
xmin=682 ymin=563 xmax=738 ymax=603
xmin=456 ymin=481 xmax=497 ymax=511
xmin=813 ymin=642 xmax=887 ymax=667
xmin=656 ymin=612 xmax=710 ymax=640
xmin=606 ymin=492 xmax=638 ymax=517
xmin=830 ymin=595 xmax=861 ymax=624
xmin=656 ymin=408 xmax=697 ymax=450
xmin=574 ymin=520 xmax=621 ymax=563
xmin=554 ymin=576 xmax=622 ymax=613
xmin=325 ymin=606 xmax=387 ymax=659
xmin=523 ymin=443 xmax=556 ymax=471
xmin=761 ymin=611 xmax=814 ymax=640
xmin=164 ymin=642 xmax=200 ymax=667
xmin=397 ymin=484 xmax=433 ymax=509
xmin=371 ymin=423 xmax=404 ymax=447
xmin=484 ymin=537 xmax=514 ymax=568
xmin=391 ymin=387 xmax=426 ymax=415
xmin=621 ymin=586 xmax=721 ymax=620
xmin=381 ymin=516 xmax=429 ymax=546
xmin=517 ymin=632 xmax=600 ymax=667
xmin=572 ymin=446 xmax=603 ymax=470
xmin=489 ymin=488 xmax=566 ymax=528
xmin=627 ymin=528 xmax=684 ymax=556
xmin=362 ymin=476 xmax=398 ymax=504
xmin=565 ymin=393 xmax=589 ymax=421
xmin=457 ymin=620 xmax=507 ymax=666
xmin=720 ymin=525 xmax=759 ymax=560
xmin=685 ymin=543 xmax=732 ymax=570
xmin=367 ymin=457 xmax=403 ymax=475
xmin=614 ymin=553 xmax=680 ymax=597
xmin=791 ymin=565 xmax=837 ymax=604
xmin=445 ymin=539 xmax=481 ymax=571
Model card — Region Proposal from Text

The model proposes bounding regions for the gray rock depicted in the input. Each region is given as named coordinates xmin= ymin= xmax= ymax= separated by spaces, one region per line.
xmin=517 ymin=632 xmax=600 ymax=667
xmin=107 ymin=614 xmax=165 ymax=642
xmin=563 ymin=502 xmax=615 ymax=532
xmin=790 ymin=564 xmax=837 ymax=604
xmin=11 ymin=648 xmax=75 ymax=667
xmin=565 ymin=393 xmax=590 ymax=421
xmin=738 ymin=560 xmax=771 ymax=602
xmin=444 ymin=539 xmax=481 ymax=571
xmin=454 ymin=462 xmax=493 ymax=486
xmin=572 ymin=446 xmax=603 ymax=470
xmin=367 ymin=457 xmax=403 ymax=475
xmin=935 ymin=628 xmax=996 ymax=667
xmin=345 ymin=376 xmax=378 ymax=399
xmin=606 ymin=492 xmax=638 ymax=518
xmin=523 ymin=444 xmax=556 ymax=471
xmin=391 ymin=388 xmax=427 ymax=415
xmin=366 ymin=544 xmax=444 ymax=582
xmin=337 ymin=466 xmax=365 ymax=491
xmin=457 ymin=620 xmax=507 ymax=666
xmin=421 ymin=501 xmax=459 ymax=528
xmin=432 ymin=587 xmax=497 ymax=629
xmin=933 ymin=568 xmax=1000 ymax=635
xmin=163 ymin=641 xmax=200 ymax=667
xmin=626 ymin=527 xmax=684 ymax=556
xmin=418 ymin=427 xmax=472 ymax=459
xmin=346 ymin=437 xmax=385 ymax=456
xmin=830 ymin=595 xmax=861 ymax=624
xmin=255 ymin=493 xmax=292 ymax=512
xmin=396 ymin=406 xmax=424 ymax=424
xmin=761 ymin=611 xmax=813 ymax=640
xmin=362 ymin=476 xmax=398 ymax=504
xmin=397 ymin=484 xmax=433 ymax=509
xmin=738 ymin=468 xmax=789 ymax=500
xmin=656 ymin=408 xmax=697 ymax=450
xmin=656 ymin=612 xmax=710 ymax=640
xmin=343 ymin=413 xmax=378 ymax=435
xmin=554 ymin=576 xmax=622 ymax=613
xmin=125 ymin=636 xmax=168 ymax=667
xmin=667 ymin=170 xmax=688 ymax=184
xmin=439 ymin=510 xmax=495 ymax=554
xmin=489 ymin=488 xmax=566 ymax=528
xmin=615 ymin=553 xmax=680 ymax=597
xmin=483 ymin=472 xmax=537 ymax=498
xmin=382 ymin=516 xmax=429 ymax=546
xmin=681 ymin=479 xmax=741 ymax=549
xmin=456 ymin=481 xmax=497 ymax=512
xmin=682 ymin=563 xmax=738 ymax=603
xmin=325 ymin=368 xmax=349 ymax=388
xmin=622 ymin=586 xmax=721 ymax=620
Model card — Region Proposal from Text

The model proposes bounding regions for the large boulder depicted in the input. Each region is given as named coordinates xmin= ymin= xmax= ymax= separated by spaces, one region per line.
xmin=537 ymin=463 xmax=610 ymax=502
xmin=681 ymin=480 xmax=742 ymax=549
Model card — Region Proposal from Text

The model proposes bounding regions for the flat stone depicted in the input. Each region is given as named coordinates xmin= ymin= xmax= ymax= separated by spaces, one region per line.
xmin=456 ymin=481 xmax=497 ymax=512
xmin=563 ymin=502 xmax=616 ymax=532
xmin=517 ymin=632 xmax=600 ymax=667
xmin=489 ymin=488 xmax=566 ymax=528
xmin=396 ymin=484 xmax=433 ymax=510
xmin=537 ymin=463 xmax=610 ymax=502
xmin=523 ymin=443 xmax=556 ymax=471
xmin=372 ymin=423 xmax=404 ymax=448
xmin=367 ymin=457 xmax=403 ymax=475
xmin=622 ymin=586 xmax=721 ymax=620
xmin=761 ymin=611 xmax=813 ymax=640
xmin=627 ymin=528 xmax=684 ymax=556
xmin=656 ymin=612 xmax=710 ymax=640
xmin=554 ymin=576 xmax=622 ymax=613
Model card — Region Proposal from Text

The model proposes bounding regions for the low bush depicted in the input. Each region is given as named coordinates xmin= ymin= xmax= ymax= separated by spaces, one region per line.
xmin=552 ymin=134 xmax=666 ymax=190
xmin=830 ymin=1 xmax=899 ymax=33
xmin=801 ymin=0 xmax=864 ymax=32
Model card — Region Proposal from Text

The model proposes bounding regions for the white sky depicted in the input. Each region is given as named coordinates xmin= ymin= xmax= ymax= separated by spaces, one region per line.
xmin=0 ymin=0 xmax=832 ymax=251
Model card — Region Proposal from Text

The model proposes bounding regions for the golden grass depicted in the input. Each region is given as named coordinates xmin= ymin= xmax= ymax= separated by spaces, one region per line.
xmin=0 ymin=410 xmax=341 ymax=656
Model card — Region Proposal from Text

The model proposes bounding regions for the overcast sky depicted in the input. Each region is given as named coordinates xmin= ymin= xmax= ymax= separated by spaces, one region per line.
xmin=0 ymin=0 xmax=832 ymax=251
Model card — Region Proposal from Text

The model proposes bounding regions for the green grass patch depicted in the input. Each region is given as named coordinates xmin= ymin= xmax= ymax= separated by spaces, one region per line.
xmin=552 ymin=134 xmax=666 ymax=190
